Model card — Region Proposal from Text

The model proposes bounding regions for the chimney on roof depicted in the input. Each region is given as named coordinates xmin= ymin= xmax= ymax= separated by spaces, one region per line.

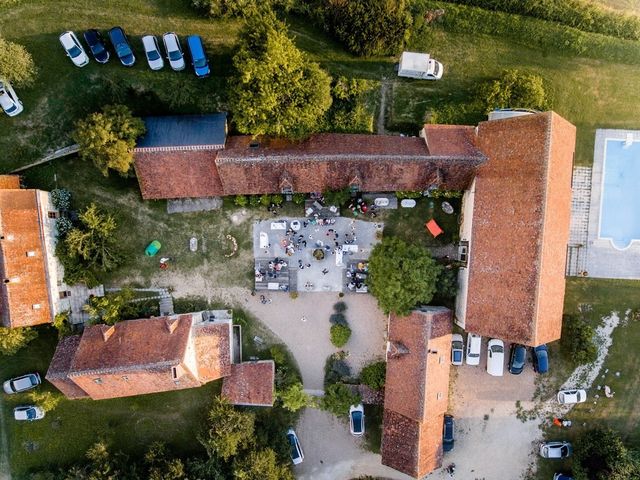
xmin=166 ymin=316 xmax=180 ymax=334
xmin=101 ymin=324 xmax=116 ymax=342
xmin=387 ymin=341 xmax=409 ymax=359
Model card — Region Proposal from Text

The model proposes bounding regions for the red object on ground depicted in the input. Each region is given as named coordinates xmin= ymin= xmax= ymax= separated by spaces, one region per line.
xmin=425 ymin=219 xmax=443 ymax=237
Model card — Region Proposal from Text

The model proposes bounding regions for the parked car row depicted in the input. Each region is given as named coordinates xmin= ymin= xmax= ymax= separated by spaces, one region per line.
xmin=452 ymin=332 xmax=550 ymax=376
xmin=59 ymin=29 xmax=210 ymax=77
xmin=3 ymin=372 xmax=46 ymax=421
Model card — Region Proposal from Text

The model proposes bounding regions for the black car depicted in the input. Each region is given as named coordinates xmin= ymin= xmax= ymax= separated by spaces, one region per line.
xmin=508 ymin=344 xmax=527 ymax=375
xmin=83 ymin=29 xmax=109 ymax=64
xmin=108 ymin=26 xmax=135 ymax=66
xmin=443 ymin=414 xmax=455 ymax=452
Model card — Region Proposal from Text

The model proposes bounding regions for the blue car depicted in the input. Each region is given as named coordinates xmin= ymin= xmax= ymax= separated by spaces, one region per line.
xmin=533 ymin=345 xmax=549 ymax=374
xmin=509 ymin=344 xmax=527 ymax=375
xmin=83 ymin=29 xmax=110 ymax=64
xmin=186 ymin=35 xmax=210 ymax=78
xmin=108 ymin=27 xmax=135 ymax=66
xmin=443 ymin=414 xmax=455 ymax=452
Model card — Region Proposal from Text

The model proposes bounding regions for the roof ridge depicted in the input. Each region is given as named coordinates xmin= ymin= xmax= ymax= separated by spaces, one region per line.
xmin=69 ymin=359 xmax=181 ymax=377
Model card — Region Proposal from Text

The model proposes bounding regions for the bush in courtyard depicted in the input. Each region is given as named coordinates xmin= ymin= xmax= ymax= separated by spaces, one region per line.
xmin=292 ymin=193 xmax=306 ymax=204
xmin=73 ymin=104 xmax=146 ymax=177
xmin=278 ymin=382 xmax=312 ymax=412
xmin=55 ymin=216 xmax=74 ymax=238
xmin=234 ymin=195 xmax=248 ymax=207
xmin=321 ymin=383 xmax=361 ymax=416
xmin=333 ymin=301 xmax=347 ymax=313
xmin=329 ymin=313 xmax=348 ymax=326
xmin=51 ymin=188 xmax=72 ymax=211
xmin=323 ymin=188 xmax=352 ymax=207
xmin=248 ymin=195 xmax=261 ymax=207
xmin=561 ymin=314 xmax=598 ymax=365
xmin=477 ymin=69 xmax=549 ymax=113
xmin=259 ymin=194 xmax=272 ymax=207
xmin=396 ymin=191 xmax=422 ymax=199
xmin=360 ymin=360 xmax=386 ymax=390
xmin=0 ymin=36 xmax=37 ymax=87
xmin=84 ymin=288 xmax=135 ymax=325
xmin=0 ymin=326 xmax=37 ymax=356
xmin=53 ymin=311 xmax=73 ymax=339
xmin=324 ymin=354 xmax=352 ymax=386
xmin=269 ymin=344 xmax=288 ymax=365
xmin=330 ymin=324 xmax=351 ymax=348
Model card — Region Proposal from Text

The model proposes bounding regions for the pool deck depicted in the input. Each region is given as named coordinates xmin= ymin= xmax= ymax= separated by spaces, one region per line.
xmin=582 ymin=129 xmax=640 ymax=279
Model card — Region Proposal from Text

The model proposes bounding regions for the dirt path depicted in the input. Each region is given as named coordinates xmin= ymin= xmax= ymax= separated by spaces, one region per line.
xmin=0 ymin=395 xmax=12 ymax=480
xmin=377 ymin=80 xmax=389 ymax=134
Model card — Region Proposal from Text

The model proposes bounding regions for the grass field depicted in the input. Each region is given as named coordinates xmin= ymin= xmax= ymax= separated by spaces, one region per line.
xmin=591 ymin=0 xmax=640 ymax=14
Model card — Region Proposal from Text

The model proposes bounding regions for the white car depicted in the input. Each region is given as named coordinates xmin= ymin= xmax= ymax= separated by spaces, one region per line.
xmin=142 ymin=35 xmax=164 ymax=71
xmin=349 ymin=404 xmax=365 ymax=436
xmin=59 ymin=31 xmax=90 ymax=67
xmin=451 ymin=333 xmax=464 ymax=366
xmin=162 ymin=32 xmax=185 ymax=71
xmin=14 ymin=405 xmax=45 ymax=421
xmin=557 ymin=389 xmax=587 ymax=404
xmin=539 ymin=441 xmax=573 ymax=459
xmin=3 ymin=372 xmax=40 ymax=394
xmin=466 ymin=333 xmax=481 ymax=366
xmin=286 ymin=428 xmax=304 ymax=465
xmin=0 ymin=81 xmax=24 ymax=117
xmin=486 ymin=339 xmax=505 ymax=376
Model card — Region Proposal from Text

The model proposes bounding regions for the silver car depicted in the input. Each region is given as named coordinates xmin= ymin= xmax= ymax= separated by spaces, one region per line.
xmin=451 ymin=333 xmax=464 ymax=366
xmin=287 ymin=428 xmax=304 ymax=465
xmin=14 ymin=405 xmax=45 ymax=421
xmin=3 ymin=372 xmax=41 ymax=394
xmin=162 ymin=32 xmax=185 ymax=71
xmin=142 ymin=35 xmax=164 ymax=71
xmin=557 ymin=389 xmax=587 ymax=404
xmin=0 ymin=81 xmax=24 ymax=117
xmin=539 ymin=441 xmax=573 ymax=459
xmin=59 ymin=31 xmax=90 ymax=67
xmin=349 ymin=404 xmax=365 ymax=436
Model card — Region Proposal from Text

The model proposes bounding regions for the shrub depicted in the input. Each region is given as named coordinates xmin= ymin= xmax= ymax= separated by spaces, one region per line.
xmin=55 ymin=217 xmax=74 ymax=238
xmin=395 ymin=191 xmax=422 ymax=199
xmin=190 ymin=0 xmax=294 ymax=18
xmin=198 ymin=397 xmax=255 ymax=461
xmin=324 ymin=354 xmax=352 ymax=386
xmin=51 ymin=188 xmax=72 ymax=211
xmin=0 ymin=36 xmax=37 ymax=87
xmin=436 ymin=268 xmax=458 ymax=300
xmin=289 ymin=291 xmax=299 ymax=300
xmin=278 ymin=382 xmax=311 ymax=412
xmin=330 ymin=313 xmax=348 ymax=326
xmin=323 ymin=76 xmax=375 ymax=133
xmin=269 ymin=344 xmax=287 ymax=365
xmin=0 ymin=326 xmax=37 ymax=356
xmin=561 ymin=314 xmax=598 ymax=365
xmin=27 ymin=390 xmax=62 ymax=412
xmin=573 ymin=427 xmax=640 ymax=479
xmin=360 ymin=361 xmax=386 ymax=390
xmin=333 ymin=301 xmax=347 ymax=313
xmin=292 ymin=193 xmax=306 ymax=204
xmin=321 ymin=383 xmax=361 ymax=416
xmin=52 ymin=311 xmax=73 ymax=339
xmin=271 ymin=194 xmax=284 ymax=206
xmin=477 ymin=69 xmax=549 ymax=113
xmin=323 ymin=188 xmax=352 ymax=207
xmin=259 ymin=194 xmax=272 ymax=207
xmin=234 ymin=195 xmax=248 ymax=207
xmin=249 ymin=195 xmax=261 ymax=207
xmin=330 ymin=324 xmax=352 ymax=347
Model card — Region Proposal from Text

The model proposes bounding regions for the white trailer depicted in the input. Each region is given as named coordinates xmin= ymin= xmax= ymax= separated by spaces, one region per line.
xmin=397 ymin=51 xmax=443 ymax=80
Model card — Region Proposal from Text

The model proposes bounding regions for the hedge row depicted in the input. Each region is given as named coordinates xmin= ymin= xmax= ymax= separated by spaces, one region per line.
xmin=417 ymin=1 xmax=640 ymax=65
xmin=429 ymin=0 xmax=640 ymax=41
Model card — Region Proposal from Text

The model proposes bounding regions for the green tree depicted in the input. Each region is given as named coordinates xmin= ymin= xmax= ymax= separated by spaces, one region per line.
xmin=233 ymin=448 xmax=294 ymax=480
xmin=234 ymin=195 xmax=249 ymax=207
xmin=321 ymin=383 xmax=361 ymax=416
xmin=191 ymin=0 xmax=294 ymax=17
xmin=573 ymin=427 xmax=640 ymax=480
xmin=199 ymin=397 xmax=255 ymax=461
xmin=84 ymin=289 xmax=135 ymax=325
xmin=324 ymin=76 xmax=374 ymax=133
xmin=323 ymin=187 xmax=352 ymax=207
xmin=27 ymin=390 xmax=62 ymax=412
xmin=64 ymin=203 xmax=121 ymax=272
xmin=368 ymin=237 xmax=442 ymax=315
xmin=53 ymin=310 xmax=74 ymax=338
xmin=330 ymin=324 xmax=351 ymax=347
xmin=73 ymin=104 xmax=145 ymax=177
xmin=435 ymin=268 xmax=458 ymax=300
xmin=144 ymin=442 xmax=186 ymax=480
xmin=561 ymin=314 xmax=598 ymax=365
xmin=322 ymin=0 xmax=411 ymax=56
xmin=278 ymin=382 xmax=311 ymax=412
xmin=229 ymin=10 xmax=332 ymax=138
xmin=0 ymin=36 xmax=37 ymax=87
xmin=360 ymin=360 xmax=386 ymax=390
xmin=0 ymin=326 xmax=37 ymax=356
xmin=478 ymin=69 xmax=550 ymax=113
xmin=84 ymin=442 xmax=122 ymax=480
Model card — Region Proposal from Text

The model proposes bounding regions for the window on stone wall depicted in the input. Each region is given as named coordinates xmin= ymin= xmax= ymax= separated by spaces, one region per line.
xmin=48 ymin=211 xmax=58 ymax=219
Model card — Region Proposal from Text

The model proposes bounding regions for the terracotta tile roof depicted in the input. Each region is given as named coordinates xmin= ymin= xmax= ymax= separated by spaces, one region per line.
xmin=194 ymin=321 xmax=232 ymax=382
xmin=465 ymin=112 xmax=575 ymax=346
xmin=45 ymin=335 xmax=89 ymax=399
xmin=134 ymin=150 xmax=223 ymax=200
xmin=381 ymin=307 xmax=452 ymax=478
xmin=422 ymin=124 xmax=481 ymax=157
xmin=221 ymin=361 xmax=275 ymax=407
xmin=0 ymin=190 xmax=52 ymax=328
xmin=0 ymin=176 xmax=21 ymax=190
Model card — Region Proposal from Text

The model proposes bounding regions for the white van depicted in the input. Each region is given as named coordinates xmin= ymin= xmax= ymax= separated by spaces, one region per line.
xmin=398 ymin=51 xmax=443 ymax=80
xmin=466 ymin=333 xmax=482 ymax=365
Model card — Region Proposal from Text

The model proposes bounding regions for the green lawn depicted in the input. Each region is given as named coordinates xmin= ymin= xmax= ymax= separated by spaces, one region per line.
xmin=591 ymin=0 xmax=640 ymax=14
xmin=0 ymin=328 xmax=218 ymax=478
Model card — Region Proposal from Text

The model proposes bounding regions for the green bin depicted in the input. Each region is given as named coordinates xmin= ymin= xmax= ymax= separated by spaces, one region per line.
xmin=145 ymin=240 xmax=161 ymax=256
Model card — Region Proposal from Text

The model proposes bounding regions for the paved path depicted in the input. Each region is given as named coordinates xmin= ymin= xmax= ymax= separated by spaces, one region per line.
xmin=0 ymin=394 xmax=12 ymax=480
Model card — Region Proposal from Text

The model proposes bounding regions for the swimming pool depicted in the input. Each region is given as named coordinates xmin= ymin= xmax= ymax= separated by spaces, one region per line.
xmin=599 ymin=139 xmax=640 ymax=249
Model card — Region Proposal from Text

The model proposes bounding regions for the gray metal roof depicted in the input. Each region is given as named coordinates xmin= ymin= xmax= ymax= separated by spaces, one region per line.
xmin=137 ymin=113 xmax=227 ymax=149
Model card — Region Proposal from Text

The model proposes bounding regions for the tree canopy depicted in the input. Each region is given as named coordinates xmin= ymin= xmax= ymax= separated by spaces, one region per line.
xmin=84 ymin=288 xmax=135 ymax=325
xmin=321 ymin=0 xmax=412 ymax=56
xmin=0 ymin=36 xmax=37 ymax=87
xmin=367 ymin=237 xmax=442 ymax=315
xmin=229 ymin=11 xmax=332 ymax=138
xmin=198 ymin=397 xmax=255 ymax=461
xmin=73 ymin=104 xmax=145 ymax=177
xmin=478 ymin=69 xmax=550 ymax=113
xmin=0 ymin=326 xmax=37 ymax=356
xmin=573 ymin=427 xmax=640 ymax=480
xmin=233 ymin=448 xmax=294 ymax=480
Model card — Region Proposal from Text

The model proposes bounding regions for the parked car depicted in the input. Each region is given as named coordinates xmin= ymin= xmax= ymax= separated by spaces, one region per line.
xmin=553 ymin=474 xmax=573 ymax=480
xmin=186 ymin=35 xmax=210 ymax=78
xmin=108 ymin=27 xmax=135 ymax=66
xmin=443 ymin=414 xmax=455 ymax=452
xmin=287 ymin=428 xmax=304 ymax=465
xmin=557 ymin=389 xmax=587 ymax=404
xmin=487 ymin=339 xmax=505 ymax=376
xmin=508 ymin=344 xmax=527 ymax=375
xmin=162 ymin=32 xmax=185 ymax=71
xmin=59 ymin=31 xmax=90 ymax=67
xmin=533 ymin=344 xmax=549 ymax=374
xmin=0 ymin=81 xmax=24 ymax=117
xmin=466 ymin=333 xmax=481 ymax=366
xmin=141 ymin=35 xmax=164 ymax=71
xmin=539 ymin=441 xmax=572 ymax=459
xmin=83 ymin=29 xmax=110 ymax=64
xmin=451 ymin=334 xmax=464 ymax=366
xmin=13 ymin=405 xmax=45 ymax=421
xmin=3 ymin=372 xmax=41 ymax=394
xmin=349 ymin=404 xmax=365 ymax=436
